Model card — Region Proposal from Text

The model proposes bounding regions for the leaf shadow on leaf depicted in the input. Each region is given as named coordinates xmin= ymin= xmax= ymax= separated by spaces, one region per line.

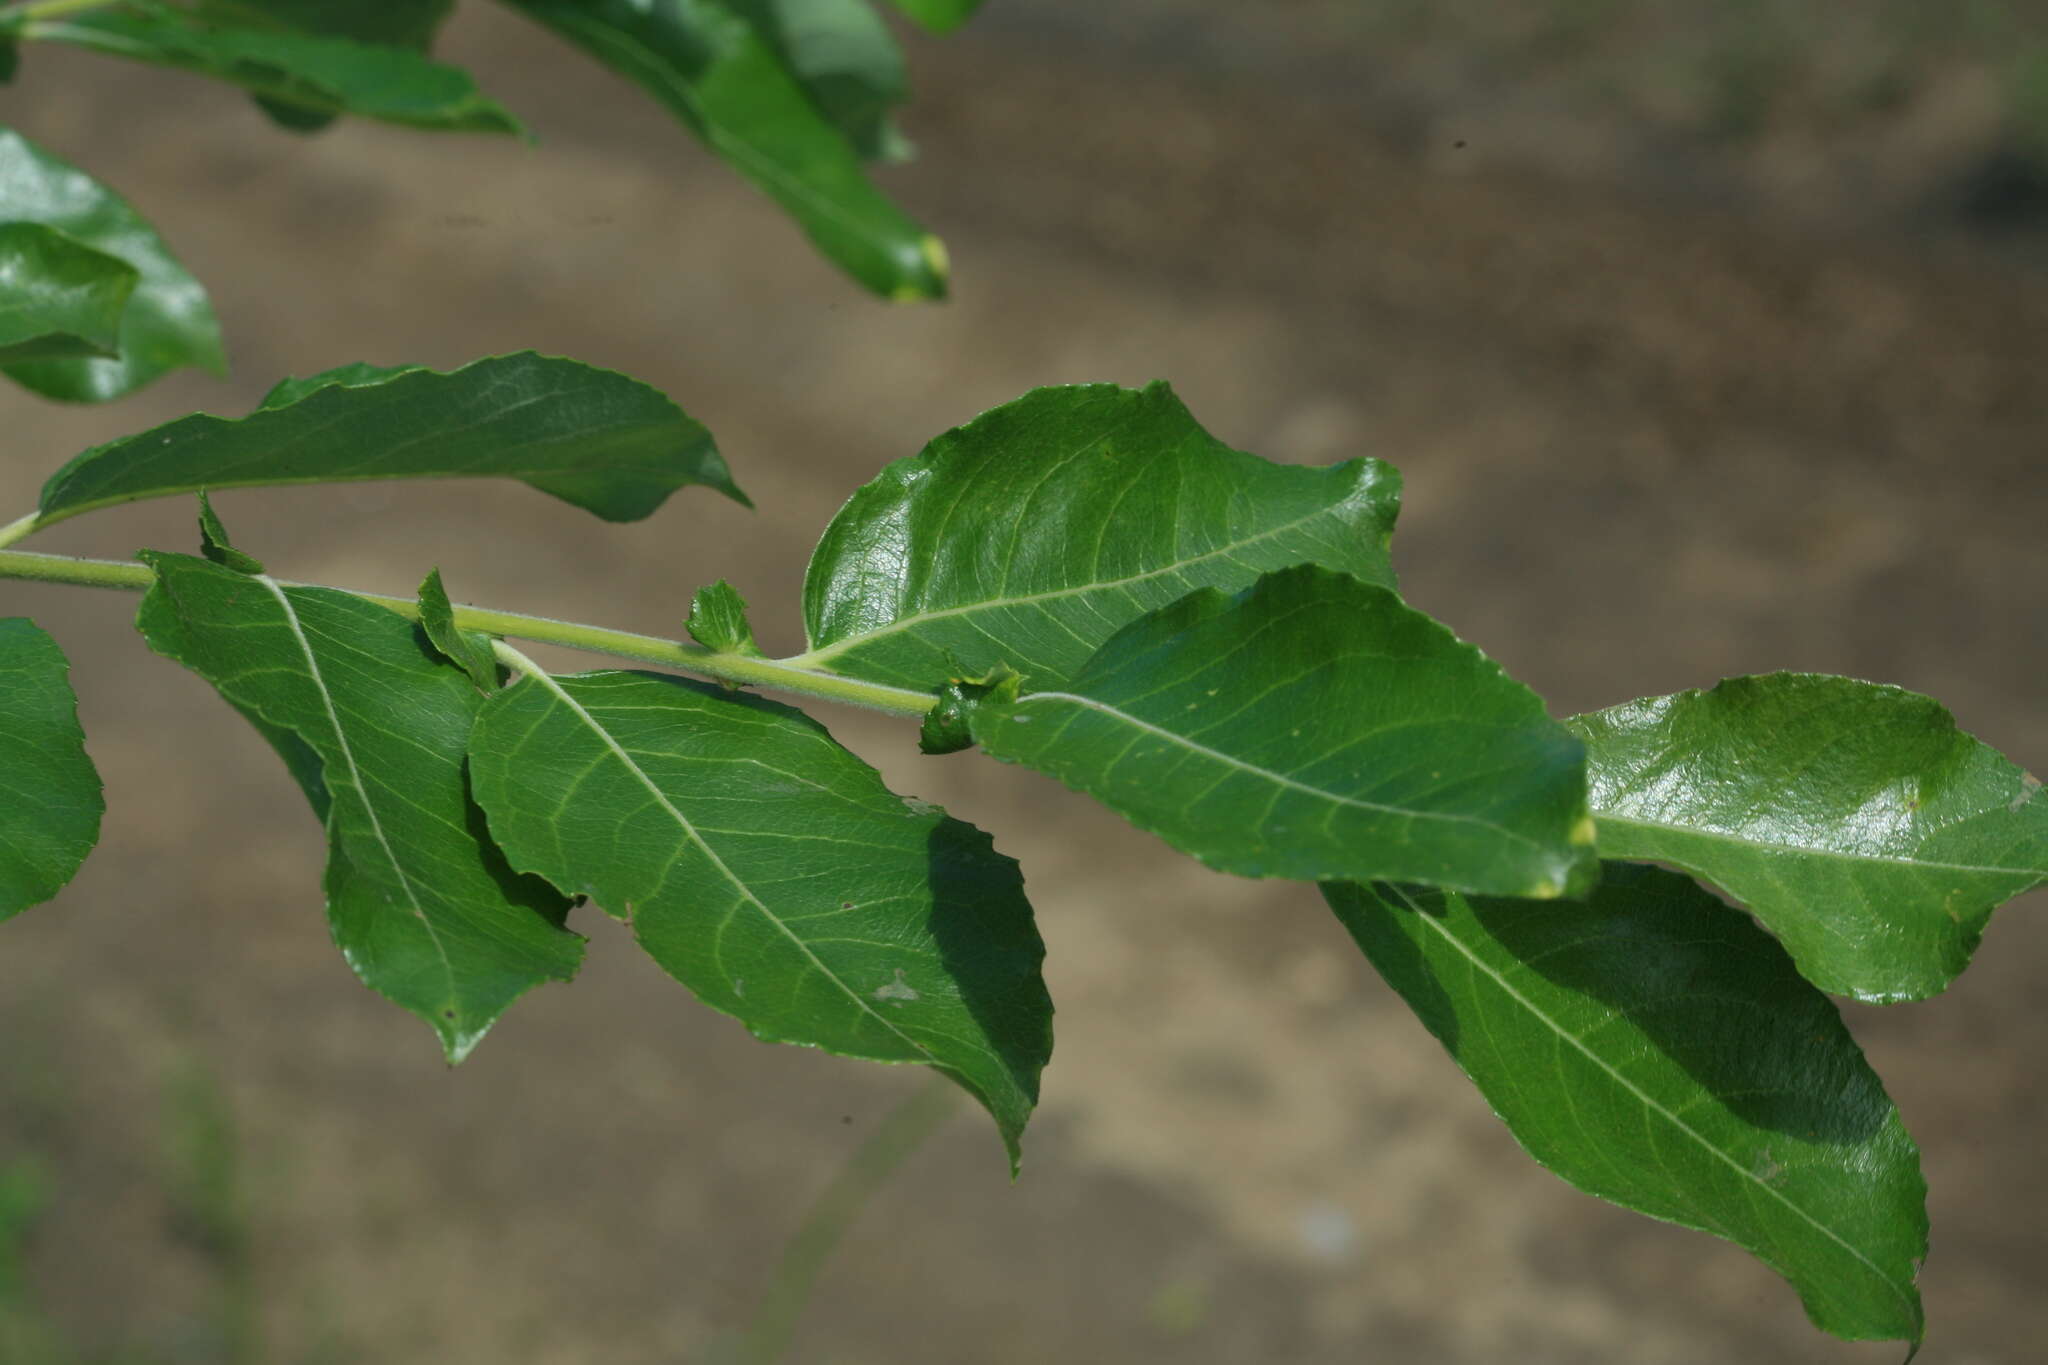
xmin=1458 ymin=872 xmax=1887 ymax=1145
xmin=1350 ymin=882 xmax=1463 ymax=1050
xmin=921 ymin=820 xmax=1052 ymax=1114
xmin=460 ymin=756 xmax=577 ymax=933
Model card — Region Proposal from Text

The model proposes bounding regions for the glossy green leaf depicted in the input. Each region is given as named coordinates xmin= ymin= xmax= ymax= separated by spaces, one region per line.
xmin=800 ymin=383 xmax=1402 ymax=693
xmin=7 ymin=1 xmax=520 ymax=135
xmin=38 ymin=352 xmax=746 ymax=527
xmin=1570 ymin=672 xmax=2048 ymax=1003
xmin=685 ymin=579 xmax=761 ymax=655
xmin=418 ymin=569 xmax=501 ymax=694
xmin=887 ymin=0 xmax=983 ymax=34
xmin=761 ymin=0 xmax=911 ymax=161
xmin=972 ymin=566 xmax=1596 ymax=897
xmin=467 ymin=666 xmax=1051 ymax=1163
xmin=498 ymin=0 xmax=947 ymax=299
xmin=199 ymin=0 xmax=461 ymax=132
xmin=0 ymin=619 xmax=104 ymax=921
xmin=1325 ymin=866 xmax=1928 ymax=1348
xmin=0 ymin=222 xmax=137 ymax=363
xmin=135 ymin=552 xmax=584 ymax=1060
xmin=0 ymin=126 xmax=224 ymax=402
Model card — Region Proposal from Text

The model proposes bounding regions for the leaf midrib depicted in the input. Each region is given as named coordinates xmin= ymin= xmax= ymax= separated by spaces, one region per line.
xmin=1594 ymin=812 xmax=2045 ymax=881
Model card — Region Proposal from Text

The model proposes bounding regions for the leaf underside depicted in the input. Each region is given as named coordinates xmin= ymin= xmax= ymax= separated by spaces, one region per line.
xmin=1572 ymin=672 xmax=2048 ymax=1002
xmin=0 ymin=126 xmax=225 ymax=402
xmin=802 ymin=381 xmax=1402 ymax=693
xmin=972 ymin=565 xmax=1597 ymax=897
xmin=0 ymin=619 xmax=105 ymax=920
xmin=467 ymin=667 xmax=1051 ymax=1164
xmin=1325 ymin=866 xmax=1927 ymax=1347
xmin=39 ymin=352 xmax=745 ymax=525
xmin=136 ymin=552 xmax=583 ymax=1061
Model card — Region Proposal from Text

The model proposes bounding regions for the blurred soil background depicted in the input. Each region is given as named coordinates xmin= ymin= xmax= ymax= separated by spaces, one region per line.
xmin=3 ymin=1 xmax=2047 ymax=1361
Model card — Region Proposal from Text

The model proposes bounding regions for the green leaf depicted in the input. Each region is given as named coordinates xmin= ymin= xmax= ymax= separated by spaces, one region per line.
xmin=1325 ymin=866 xmax=1928 ymax=1348
xmin=9 ymin=1 xmax=521 ymax=135
xmin=38 ymin=352 xmax=747 ymax=527
xmin=417 ymin=569 xmax=501 ymax=694
xmin=135 ymin=552 xmax=584 ymax=1061
xmin=685 ymin=579 xmax=761 ymax=655
xmin=497 ymin=0 xmax=947 ymax=300
xmin=1570 ymin=672 xmax=2048 ymax=1003
xmin=196 ymin=491 xmax=264 ymax=574
xmin=758 ymin=0 xmax=911 ymax=161
xmin=800 ymin=383 xmax=1402 ymax=694
xmin=887 ymin=0 xmax=983 ymax=34
xmin=197 ymin=0 xmax=462 ymax=133
xmin=0 ymin=222 xmax=137 ymax=363
xmin=0 ymin=619 xmax=104 ymax=921
xmin=971 ymin=565 xmax=1596 ymax=897
xmin=467 ymin=666 xmax=1051 ymax=1163
xmin=0 ymin=126 xmax=225 ymax=402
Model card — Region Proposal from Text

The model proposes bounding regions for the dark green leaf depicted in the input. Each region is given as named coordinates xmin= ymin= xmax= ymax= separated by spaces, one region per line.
xmin=467 ymin=666 xmax=1051 ymax=1164
xmin=685 ymin=579 xmax=761 ymax=655
xmin=0 ymin=126 xmax=224 ymax=402
xmin=136 ymin=552 xmax=584 ymax=1060
xmin=0 ymin=619 xmax=104 ymax=920
xmin=10 ymin=1 xmax=520 ymax=134
xmin=1325 ymin=866 xmax=1928 ymax=1348
xmin=198 ymin=0 xmax=461 ymax=133
xmin=887 ymin=0 xmax=982 ymax=34
xmin=0 ymin=38 xmax=17 ymax=82
xmin=196 ymin=491 xmax=264 ymax=574
xmin=973 ymin=566 xmax=1596 ymax=897
xmin=498 ymin=0 xmax=947 ymax=299
xmin=757 ymin=0 xmax=911 ymax=161
xmin=39 ymin=352 xmax=746 ymax=527
xmin=0 ymin=222 xmax=137 ymax=363
xmin=418 ymin=569 xmax=501 ymax=694
xmin=799 ymin=382 xmax=1402 ymax=693
xmin=1570 ymin=672 xmax=2048 ymax=1003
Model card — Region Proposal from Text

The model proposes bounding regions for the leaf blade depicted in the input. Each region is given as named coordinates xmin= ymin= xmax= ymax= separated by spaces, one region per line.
xmin=0 ymin=619 xmax=104 ymax=920
xmin=1325 ymin=866 xmax=1928 ymax=1347
xmin=972 ymin=566 xmax=1596 ymax=897
xmin=801 ymin=382 xmax=1402 ymax=693
xmin=1570 ymin=672 xmax=2048 ymax=1001
xmin=497 ymin=0 xmax=946 ymax=299
xmin=467 ymin=666 xmax=1051 ymax=1162
xmin=135 ymin=552 xmax=583 ymax=1060
xmin=39 ymin=352 xmax=745 ymax=526
xmin=0 ymin=126 xmax=225 ymax=402
xmin=0 ymin=221 xmax=137 ymax=363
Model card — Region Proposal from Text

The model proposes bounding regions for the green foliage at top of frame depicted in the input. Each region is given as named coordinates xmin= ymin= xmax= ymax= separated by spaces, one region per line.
xmin=0 ymin=127 xmax=225 ymax=403
xmin=5 ymin=361 xmax=2043 ymax=1350
xmin=0 ymin=0 xmax=973 ymax=404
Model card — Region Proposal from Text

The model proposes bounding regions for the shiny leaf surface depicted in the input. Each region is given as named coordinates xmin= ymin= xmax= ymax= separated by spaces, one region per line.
xmin=801 ymin=382 xmax=1401 ymax=693
xmin=0 ymin=222 xmax=136 ymax=363
xmin=1571 ymin=672 xmax=2048 ymax=1002
xmin=136 ymin=552 xmax=583 ymax=1060
xmin=498 ymin=0 xmax=946 ymax=299
xmin=763 ymin=0 xmax=910 ymax=160
xmin=467 ymin=667 xmax=1051 ymax=1162
xmin=0 ymin=619 xmax=103 ymax=920
xmin=972 ymin=566 xmax=1596 ymax=897
xmin=1326 ymin=866 xmax=1928 ymax=1348
xmin=39 ymin=352 xmax=745 ymax=526
xmin=0 ymin=126 xmax=224 ymax=402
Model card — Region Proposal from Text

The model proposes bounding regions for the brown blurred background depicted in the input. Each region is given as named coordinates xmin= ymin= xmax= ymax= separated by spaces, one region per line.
xmin=3 ymin=2 xmax=2046 ymax=1361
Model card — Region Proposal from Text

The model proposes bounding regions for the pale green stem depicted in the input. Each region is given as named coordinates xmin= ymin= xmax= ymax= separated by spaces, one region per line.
xmin=0 ymin=547 xmax=937 ymax=718
xmin=0 ymin=513 xmax=42 ymax=552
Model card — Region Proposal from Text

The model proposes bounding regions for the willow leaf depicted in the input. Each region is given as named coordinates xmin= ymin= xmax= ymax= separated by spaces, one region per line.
xmin=467 ymin=667 xmax=1051 ymax=1164
xmin=0 ymin=222 xmax=136 ymax=363
xmin=762 ymin=0 xmax=911 ymax=161
xmin=1570 ymin=672 xmax=2048 ymax=1003
xmin=8 ymin=1 xmax=520 ymax=134
xmin=972 ymin=566 xmax=1596 ymax=897
xmin=887 ymin=0 xmax=982 ymax=33
xmin=201 ymin=0 xmax=461 ymax=132
xmin=0 ymin=127 xmax=224 ymax=402
xmin=136 ymin=552 xmax=583 ymax=1061
xmin=685 ymin=579 xmax=760 ymax=655
xmin=1325 ymin=866 xmax=1928 ymax=1348
xmin=417 ymin=569 xmax=501 ymax=694
xmin=0 ymin=619 xmax=104 ymax=920
xmin=38 ymin=352 xmax=745 ymax=527
xmin=800 ymin=382 xmax=1401 ymax=693
xmin=497 ymin=0 xmax=946 ymax=299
